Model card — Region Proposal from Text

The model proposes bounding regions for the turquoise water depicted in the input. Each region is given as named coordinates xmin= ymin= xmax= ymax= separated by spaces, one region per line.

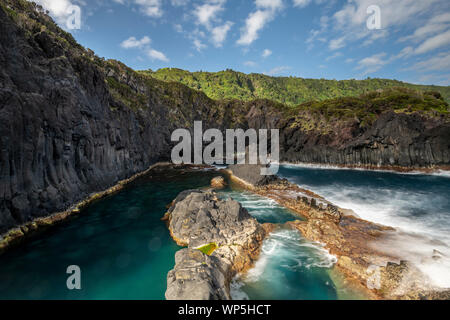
xmin=1 ymin=165 xmax=447 ymax=299
xmin=0 ymin=168 xmax=219 ymax=299
xmin=0 ymin=167 xmax=340 ymax=300
xmin=216 ymin=190 xmax=340 ymax=300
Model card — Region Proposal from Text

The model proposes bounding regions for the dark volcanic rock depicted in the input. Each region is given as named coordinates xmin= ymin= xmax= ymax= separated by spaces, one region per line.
xmin=0 ymin=3 xmax=240 ymax=233
xmin=0 ymin=2 xmax=449 ymax=236
xmin=166 ymin=248 xmax=230 ymax=300
xmin=228 ymin=164 xmax=280 ymax=186
xmin=165 ymin=190 xmax=266 ymax=300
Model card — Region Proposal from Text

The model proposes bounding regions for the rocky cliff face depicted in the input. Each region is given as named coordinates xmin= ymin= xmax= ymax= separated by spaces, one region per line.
xmin=0 ymin=1 xmax=449 ymax=235
xmin=278 ymin=111 xmax=450 ymax=168
xmin=244 ymin=103 xmax=450 ymax=168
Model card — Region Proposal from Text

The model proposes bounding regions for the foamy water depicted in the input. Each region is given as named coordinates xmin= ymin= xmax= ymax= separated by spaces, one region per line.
xmin=279 ymin=164 xmax=450 ymax=289
xmin=231 ymin=228 xmax=338 ymax=300
xmin=219 ymin=190 xmax=340 ymax=299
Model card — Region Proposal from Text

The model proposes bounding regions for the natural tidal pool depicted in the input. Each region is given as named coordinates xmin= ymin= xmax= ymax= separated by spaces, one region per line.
xmin=0 ymin=168 xmax=219 ymax=299
xmin=1 ymin=165 xmax=448 ymax=299
xmin=0 ymin=167 xmax=341 ymax=300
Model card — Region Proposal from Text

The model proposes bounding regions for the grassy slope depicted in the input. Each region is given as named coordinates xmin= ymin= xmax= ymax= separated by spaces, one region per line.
xmin=144 ymin=68 xmax=450 ymax=106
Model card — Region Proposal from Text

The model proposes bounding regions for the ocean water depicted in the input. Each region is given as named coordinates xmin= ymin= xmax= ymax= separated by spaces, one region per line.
xmin=0 ymin=168 xmax=218 ymax=299
xmin=2 ymin=164 xmax=446 ymax=300
xmin=278 ymin=164 xmax=450 ymax=289
xmin=0 ymin=167 xmax=339 ymax=300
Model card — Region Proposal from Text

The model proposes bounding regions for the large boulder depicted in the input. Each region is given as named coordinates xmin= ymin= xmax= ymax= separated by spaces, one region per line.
xmin=165 ymin=190 xmax=266 ymax=300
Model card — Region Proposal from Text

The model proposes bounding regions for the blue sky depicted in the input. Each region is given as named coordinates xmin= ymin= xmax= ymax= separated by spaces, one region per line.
xmin=33 ymin=0 xmax=450 ymax=85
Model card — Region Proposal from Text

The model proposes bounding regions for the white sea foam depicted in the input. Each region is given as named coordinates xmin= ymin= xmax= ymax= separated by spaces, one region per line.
xmin=231 ymin=228 xmax=337 ymax=299
xmin=281 ymin=162 xmax=450 ymax=178
xmin=280 ymin=165 xmax=450 ymax=289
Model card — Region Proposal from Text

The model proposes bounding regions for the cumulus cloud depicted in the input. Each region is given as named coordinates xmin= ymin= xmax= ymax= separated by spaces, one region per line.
xmin=237 ymin=0 xmax=283 ymax=46
xmin=194 ymin=0 xmax=226 ymax=28
xmin=184 ymin=1 xmax=232 ymax=51
xmin=34 ymin=0 xmax=81 ymax=27
xmin=147 ymin=48 xmax=169 ymax=62
xmin=135 ymin=0 xmax=163 ymax=17
xmin=120 ymin=35 xmax=168 ymax=62
xmin=120 ymin=36 xmax=151 ymax=49
xmin=211 ymin=21 xmax=233 ymax=47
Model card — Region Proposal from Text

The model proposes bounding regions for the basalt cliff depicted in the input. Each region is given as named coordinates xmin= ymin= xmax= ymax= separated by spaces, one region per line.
xmin=0 ymin=0 xmax=449 ymax=237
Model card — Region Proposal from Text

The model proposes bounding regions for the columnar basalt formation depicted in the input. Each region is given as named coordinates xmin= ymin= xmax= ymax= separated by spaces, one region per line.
xmin=164 ymin=190 xmax=267 ymax=300
xmin=0 ymin=1 xmax=449 ymax=243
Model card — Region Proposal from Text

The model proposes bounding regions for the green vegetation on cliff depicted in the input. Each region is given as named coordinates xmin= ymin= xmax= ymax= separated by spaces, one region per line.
xmin=287 ymin=87 xmax=449 ymax=133
xmin=143 ymin=68 xmax=450 ymax=106
xmin=2 ymin=0 xmax=448 ymax=127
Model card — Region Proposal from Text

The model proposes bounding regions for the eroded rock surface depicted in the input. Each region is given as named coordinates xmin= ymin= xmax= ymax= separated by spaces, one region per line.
xmin=211 ymin=176 xmax=227 ymax=189
xmin=165 ymin=190 xmax=266 ymax=300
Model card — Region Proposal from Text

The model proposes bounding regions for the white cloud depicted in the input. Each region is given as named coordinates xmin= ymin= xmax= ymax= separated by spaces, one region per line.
xmin=293 ymin=0 xmax=311 ymax=8
xmin=329 ymin=36 xmax=345 ymax=50
xmin=120 ymin=35 xmax=168 ymax=63
xmin=307 ymin=0 xmax=448 ymax=52
xmin=211 ymin=21 xmax=233 ymax=47
xmin=333 ymin=0 xmax=441 ymax=30
xmin=194 ymin=0 xmax=226 ymax=28
xmin=399 ymin=13 xmax=450 ymax=43
xmin=255 ymin=0 xmax=283 ymax=11
xmin=395 ymin=46 xmax=414 ymax=59
xmin=244 ymin=60 xmax=257 ymax=67
xmin=262 ymin=49 xmax=272 ymax=58
xmin=355 ymin=52 xmax=389 ymax=75
xmin=326 ymin=52 xmax=342 ymax=61
xmin=173 ymin=24 xmax=183 ymax=33
xmin=264 ymin=66 xmax=290 ymax=76
xmin=237 ymin=0 xmax=283 ymax=46
xmin=193 ymin=38 xmax=207 ymax=52
xmin=408 ymin=52 xmax=450 ymax=72
xmin=120 ymin=36 xmax=151 ymax=49
xmin=34 ymin=0 xmax=80 ymax=26
xmin=147 ymin=48 xmax=169 ymax=62
xmin=171 ymin=0 xmax=189 ymax=6
xmin=415 ymin=29 xmax=450 ymax=55
xmin=135 ymin=0 xmax=163 ymax=18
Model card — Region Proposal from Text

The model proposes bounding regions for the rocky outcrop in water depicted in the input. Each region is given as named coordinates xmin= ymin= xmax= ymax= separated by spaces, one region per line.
xmin=164 ymin=190 xmax=267 ymax=300
xmin=227 ymin=164 xmax=450 ymax=300
xmin=0 ymin=1 xmax=449 ymax=239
